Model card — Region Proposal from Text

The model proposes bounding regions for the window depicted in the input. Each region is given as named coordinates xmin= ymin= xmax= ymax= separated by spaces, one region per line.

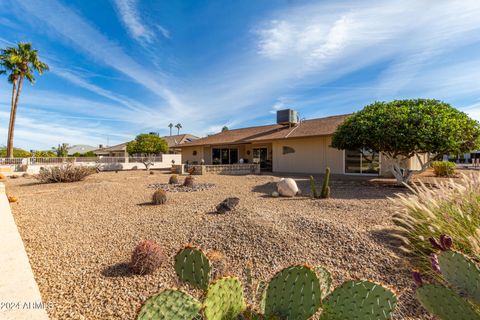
xmin=282 ymin=146 xmax=295 ymax=155
xmin=345 ymin=148 xmax=379 ymax=174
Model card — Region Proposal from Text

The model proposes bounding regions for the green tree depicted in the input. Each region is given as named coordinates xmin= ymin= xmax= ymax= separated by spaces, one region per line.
xmin=222 ymin=126 xmax=229 ymax=132
xmin=83 ymin=151 xmax=97 ymax=157
xmin=33 ymin=150 xmax=56 ymax=157
xmin=127 ymin=133 xmax=168 ymax=170
xmin=175 ymin=123 xmax=182 ymax=135
xmin=0 ymin=146 xmax=31 ymax=157
xmin=331 ymin=99 xmax=480 ymax=184
xmin=168 ymin=123 xmax=173 ymax=136
xmin=54 ymin=143 xmax=69 ymax=157
xmin=0 ymin=43 xmax=49 ymax=158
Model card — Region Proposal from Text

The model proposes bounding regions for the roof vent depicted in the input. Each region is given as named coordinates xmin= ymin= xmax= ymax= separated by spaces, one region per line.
xmin=277 ymin=109 xmax=299 ymax=125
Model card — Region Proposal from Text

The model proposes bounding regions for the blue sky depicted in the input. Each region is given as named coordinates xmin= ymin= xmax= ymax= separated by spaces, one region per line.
xmin=1 ymin=0 xmax=480 ymax=150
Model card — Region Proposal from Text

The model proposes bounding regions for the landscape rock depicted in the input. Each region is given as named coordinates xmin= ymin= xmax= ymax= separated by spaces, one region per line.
xmin=271 ymin=191 xmax=279 ymax=198
xmin=277 ymin=178 xmax=298 ymax=197
xmin=215 ymin=197 xmax=240 ymax=214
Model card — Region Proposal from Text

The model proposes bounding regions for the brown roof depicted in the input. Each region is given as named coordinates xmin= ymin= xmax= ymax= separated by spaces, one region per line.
xmin=179 ymin=114 xmax=349 ymax=147
xmin=162 ymin=134 xmax=199 ymax=148
xmin=94 ymin=142 xmax=128 ymax=154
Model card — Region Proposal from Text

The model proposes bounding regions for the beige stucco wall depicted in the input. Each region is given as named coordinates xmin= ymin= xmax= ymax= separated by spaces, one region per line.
xmin=181 ymin=146 xmax=205 ymax=164
xmin=272 ymin=136 xmax=344 ymax=174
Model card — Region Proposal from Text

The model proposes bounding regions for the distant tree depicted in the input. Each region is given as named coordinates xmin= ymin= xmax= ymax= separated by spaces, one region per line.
xmin=33 ymin=150 xmax=56 ymax=157
xmin=72 ymin=152 xmax=81 ymax=157
xmin=222 ymin=126 xmax=229 ymax=132
xmin=175 ymin=123 xmax=182 ymax=135
xmin=331 ymin=99 xmax=480 ymax=185
xmin=83 ymin=151 xmax=97 ymax=157
xmin=55 ymin=143 xmax=69 ymax=157
xmin=0 ymin=43 xmax=49 ymax=158
xmin=0 ymin=146 xmax=31 ymax=158
xmin=127 ymin=133 xmax=168 ymax=170
xmin=168 ymin=123 xmax=173 ymax=136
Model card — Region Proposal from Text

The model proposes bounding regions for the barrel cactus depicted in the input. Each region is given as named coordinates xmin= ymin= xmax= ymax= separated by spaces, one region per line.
xmin=414 ymin=236 xmax=480 ymax=319
xmin=183 ymin=175 xmax=195 ymax=187
xmin=130 ymin=240 xmax=166 ymax=275
xmin=169 ymin=174 xmax=179 ymax=184
xmin=152 ymin=189 xmax=167 ymax=205
xmin=138 ymin=246 xmax=398 ymax=320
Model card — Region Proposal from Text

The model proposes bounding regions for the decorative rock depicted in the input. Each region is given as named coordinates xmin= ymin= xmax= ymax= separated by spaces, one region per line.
xmin=271 ymin=191 xmax=279 ymax=198
xmin=216 ymin=197 xmax=240 ymax=214
xmin=277 ymin=178 xmax=298 ymax=197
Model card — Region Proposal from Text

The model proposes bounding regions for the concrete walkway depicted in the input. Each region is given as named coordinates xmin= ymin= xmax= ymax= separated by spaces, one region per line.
xmin=0 ymin=182 xmax=49 ymax=319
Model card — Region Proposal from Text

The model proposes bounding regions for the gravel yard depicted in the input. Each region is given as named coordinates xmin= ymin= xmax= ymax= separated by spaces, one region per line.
xmin=6 ymin=171 xmax=428 ymax=319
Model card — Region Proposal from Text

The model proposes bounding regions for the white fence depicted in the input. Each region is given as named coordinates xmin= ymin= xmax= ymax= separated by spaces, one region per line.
xmin=0 ymin=155 xmax=182 ymax=174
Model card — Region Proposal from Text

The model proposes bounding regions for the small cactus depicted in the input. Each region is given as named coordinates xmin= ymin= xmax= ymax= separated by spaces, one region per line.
xmin=320 ymin=167 xmax=330 ymax=198
xmin=174 ymin=246 xmax=211 ymax=290
xmin=169 ymin=174 xmax=178 ymax=184
xmin=130 ymin=240 xmax=166 ymax=275
xmin=152 ymin=189 xmax=167 ymax=205
xmin=309 ymin=175 xmax=318 ymax=198
xmin=203 ymin=276 xmax=246 ymax=319
xmin=183 ymin=175 xmax=195 ymax=188
xmin=137 ymin=289 xmax=201 ymax=320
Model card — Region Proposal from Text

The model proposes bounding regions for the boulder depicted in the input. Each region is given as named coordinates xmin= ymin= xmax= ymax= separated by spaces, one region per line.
xmin=216 ymin=197 xmax=240 ymax=214
xmin=277 ymin=178 xmax=298 ymax=197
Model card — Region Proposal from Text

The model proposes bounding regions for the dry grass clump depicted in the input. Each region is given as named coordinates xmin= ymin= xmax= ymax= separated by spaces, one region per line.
xmin=390 ymin=172 xmax=480 ymax=272
xmin=36 ymin=164 xmax=96 ymax=183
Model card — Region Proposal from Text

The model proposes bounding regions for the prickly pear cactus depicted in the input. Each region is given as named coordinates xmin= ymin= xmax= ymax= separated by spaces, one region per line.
xmin=320 ymin=280 xmax=397 ymax=320
xmin=264 ymin=265 xmax=321 ymax=320
xmin=203 ymin=276 xmax=246 ymax=320
xmin=438 ymin=250 xmax=480 ymax=304
xmin=174 ymin=246 xmax=210 ymax=290
xmin=315 ymin=265 xmax=332 ymax=299
xmin=416 ymin=284 xmax=480 ymax=320
xmin=137 ymin=289 xmax=202 ymax=320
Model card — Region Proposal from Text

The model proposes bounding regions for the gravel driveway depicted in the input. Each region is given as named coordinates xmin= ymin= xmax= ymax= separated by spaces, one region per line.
xmin=6 ymin=171 xmax=428 ymax=319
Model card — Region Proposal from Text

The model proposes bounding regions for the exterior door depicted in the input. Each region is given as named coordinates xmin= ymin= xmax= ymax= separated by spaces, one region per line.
xmin=253 ymin=148 xmax=268 ymax=169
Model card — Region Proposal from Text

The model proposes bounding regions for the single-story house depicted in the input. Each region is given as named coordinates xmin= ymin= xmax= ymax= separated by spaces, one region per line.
xmin=178 ymin=109 xmax=424 ymax=177
xmin=94 ymin=134 xmax=199 ymax=157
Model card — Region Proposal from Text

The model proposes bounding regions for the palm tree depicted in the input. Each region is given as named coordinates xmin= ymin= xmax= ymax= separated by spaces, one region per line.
xmin=1 ymin=43 xmax=49 ymax=158
xmin=175 ymin=123 xmax=182 ymax=135
xmin=168 ymin=123 xmax=173 ymax=136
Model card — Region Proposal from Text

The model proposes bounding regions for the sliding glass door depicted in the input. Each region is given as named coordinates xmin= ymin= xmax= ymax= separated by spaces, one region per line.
xmin=345 ymin=148 xmax=380 ymax=175
xmin=212 ymin=148 xmax=239 ymax=164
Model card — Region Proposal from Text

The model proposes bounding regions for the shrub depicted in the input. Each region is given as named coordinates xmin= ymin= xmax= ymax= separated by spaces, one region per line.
xmin=130 ymin=240 xmax=166 ymax=275
xmin=36 ymin=164 xmax=96 ymax=183
xmin=183 ymin=175 xmax=195 ymax=187
xmin=432 ymin=161 xmax=455 ymax=177
xmin=152 ymin=189 xmax=167 ymax=205
xmin=169 ymin=174 xmax=178 ymax=184
xmin=390 ymin=172 xmax=480 ymax=273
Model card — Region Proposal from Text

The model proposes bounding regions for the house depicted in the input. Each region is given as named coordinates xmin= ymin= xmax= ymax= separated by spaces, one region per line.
xmin=178 ymin=109 xmax=424 ymax=176
xmin=94 ymin=134 xmax=199 ymax=157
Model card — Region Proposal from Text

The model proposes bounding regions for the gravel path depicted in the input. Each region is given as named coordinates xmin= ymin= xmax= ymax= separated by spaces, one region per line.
xmin=6 ymin=171 xmax=429 ymax=319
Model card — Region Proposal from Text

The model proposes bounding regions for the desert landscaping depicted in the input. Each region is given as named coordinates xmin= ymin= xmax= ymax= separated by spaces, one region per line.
xmin=5 ymin=170 xmax=432 ymax=319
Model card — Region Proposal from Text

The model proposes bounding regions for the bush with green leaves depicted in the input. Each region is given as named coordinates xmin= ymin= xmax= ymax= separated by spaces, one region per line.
xmin=127 ymin=134 xmax=168 ymax=170
xmin=390 ymin=172 xmax=480 ymax=273
xmin=431 ymin=161 xmax=455 ymax=177
xmin=137 ymin=245 xmax=397 ymax=320
xmin=0 ymin=147 xmax=31 ymax=158
xmin=413 ymin=235 xmax=480 ymax=320
xmin=332 ymin=99 xmax=480 ymax=184
xmin=32 ymin=150 xmax=56 ymax=157
xmin=36 ymin=164 xmax=96 ymax=183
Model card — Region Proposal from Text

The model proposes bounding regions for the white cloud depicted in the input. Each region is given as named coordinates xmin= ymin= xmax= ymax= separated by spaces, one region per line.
xmin=113 ymin=0 xmax=170 ymax=43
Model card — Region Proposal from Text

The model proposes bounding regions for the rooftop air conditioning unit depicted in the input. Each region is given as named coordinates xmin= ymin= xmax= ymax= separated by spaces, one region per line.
xmin=277 ymin=109 xmax=299 ymax=125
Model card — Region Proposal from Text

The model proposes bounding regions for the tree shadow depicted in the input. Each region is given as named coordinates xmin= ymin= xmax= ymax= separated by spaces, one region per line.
xmin=369 ymin=228 xmax=413 ymax=258
xmin=101 ymin=262 xmax=134 ymax=278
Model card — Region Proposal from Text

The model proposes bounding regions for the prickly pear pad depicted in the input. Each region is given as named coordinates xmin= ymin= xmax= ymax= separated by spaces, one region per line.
xmin=320 ymin=280 xmax=397 ymax=320
xmin=438 ymin=250 xmax=480 ymax=304
xmin=315 ymin=266 xmax=333 ymax=299
xmin=137 ymin=289 xmax=202 ymax=320
xmin=264 ymin=265 xmax=321 ymax=320
xmin=416 ymin=284 xmax=480 ymax=320
xmin=203 ymin=276 xmax=246 ymax=320
xmin=174 ymin=246 xmax=210 ymax=290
